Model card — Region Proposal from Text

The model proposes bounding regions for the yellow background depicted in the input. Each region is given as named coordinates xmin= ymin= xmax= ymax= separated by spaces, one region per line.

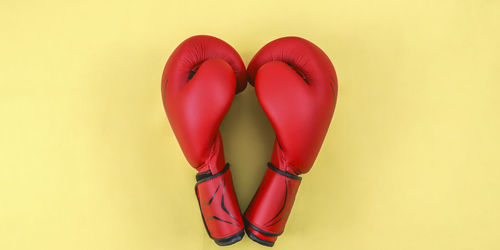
xmin=1 ymin=0 xmax=499 ymax=249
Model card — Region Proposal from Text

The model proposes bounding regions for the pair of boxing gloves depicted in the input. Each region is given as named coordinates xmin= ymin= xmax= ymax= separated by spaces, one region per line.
xmin=161 ymin=35 xmax=338 ymax=246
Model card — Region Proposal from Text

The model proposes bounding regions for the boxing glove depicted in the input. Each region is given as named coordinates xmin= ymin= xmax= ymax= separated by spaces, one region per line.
xmin=161 ymin=35 xmax=247 ymax=246
xmin=244 ymin=37 xmax=338 ymax=246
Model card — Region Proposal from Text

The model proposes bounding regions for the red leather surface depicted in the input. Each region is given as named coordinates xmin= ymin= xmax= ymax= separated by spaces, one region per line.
xmin=162 ymin=35 xmax=246 ymax=243
xmin=245 ymin=37 xmax=337 ymax=245
xmin=162 ymin=35 xmax=246 ymax=174
xmin=248 ymin=36 xmax=337 ymax=175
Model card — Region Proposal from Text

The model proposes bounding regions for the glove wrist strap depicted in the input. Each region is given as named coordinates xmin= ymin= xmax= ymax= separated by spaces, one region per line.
xmin=244 ymin=163 xmax=302 ymax=246
xmin=194 ymin=163 xmax=244 ymax=246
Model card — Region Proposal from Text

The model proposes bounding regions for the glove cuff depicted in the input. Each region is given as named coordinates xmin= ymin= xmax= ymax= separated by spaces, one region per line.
xmin=195 ymin=163 xmax=244 ymax=246
xmin=244 ymin=163 xmax=302 ymax=247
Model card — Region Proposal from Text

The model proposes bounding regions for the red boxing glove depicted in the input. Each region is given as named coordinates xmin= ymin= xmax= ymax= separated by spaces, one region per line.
xmin=162 ymin=35 xmax=247 ymax=246
xmin=244 ymin=37 xmax=338 ymax=246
